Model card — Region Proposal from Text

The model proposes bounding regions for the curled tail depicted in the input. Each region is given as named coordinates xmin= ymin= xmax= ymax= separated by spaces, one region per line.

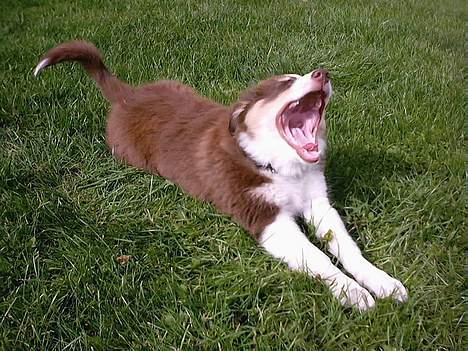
xmin=34 ymin=40 xmax=130 ymax=103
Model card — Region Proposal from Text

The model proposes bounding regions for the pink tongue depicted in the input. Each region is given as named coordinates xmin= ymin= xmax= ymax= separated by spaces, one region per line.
xmin=304 ymin=143 xmax=318 ymax=152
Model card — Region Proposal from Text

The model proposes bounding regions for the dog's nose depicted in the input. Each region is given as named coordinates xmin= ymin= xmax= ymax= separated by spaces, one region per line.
xmin=311 ymin=69 xmax=330 ymax=83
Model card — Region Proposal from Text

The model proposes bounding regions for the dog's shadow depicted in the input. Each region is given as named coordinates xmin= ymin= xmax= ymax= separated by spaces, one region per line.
xmin=326 ymin=145 xmax=416 ymax=207
xmin=298 ymin=145 xmax=417 ymax=240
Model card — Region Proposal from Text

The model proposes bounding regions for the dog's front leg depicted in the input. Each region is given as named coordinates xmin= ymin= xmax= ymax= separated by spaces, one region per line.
xmin=260 ymin=214 xmax=375 ymax=310
xmin=306 ymin=193 xmax=408 ymax=303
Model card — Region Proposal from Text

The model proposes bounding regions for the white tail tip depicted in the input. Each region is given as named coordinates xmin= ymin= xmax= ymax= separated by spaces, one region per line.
xmin=33 ymin=58 xmax=50 ymax=77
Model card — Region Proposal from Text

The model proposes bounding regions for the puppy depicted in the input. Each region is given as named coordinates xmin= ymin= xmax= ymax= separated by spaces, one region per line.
xmin=34 ymin=41 xmax=408 ymax=310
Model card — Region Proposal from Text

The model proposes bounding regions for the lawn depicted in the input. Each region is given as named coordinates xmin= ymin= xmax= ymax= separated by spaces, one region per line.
xmin=0 ymin=0 xmax=465 ymax=350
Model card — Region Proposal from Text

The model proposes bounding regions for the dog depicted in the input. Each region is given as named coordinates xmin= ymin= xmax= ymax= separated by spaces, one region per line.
xmin=34 ymin=41 xmax=408 ymax=310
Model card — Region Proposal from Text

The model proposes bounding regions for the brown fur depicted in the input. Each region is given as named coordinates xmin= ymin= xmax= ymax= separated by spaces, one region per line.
xmin=37 ymin=41 xmax=280 ymax=237
xmin=230 ymin=77 xmax=295 ymax=135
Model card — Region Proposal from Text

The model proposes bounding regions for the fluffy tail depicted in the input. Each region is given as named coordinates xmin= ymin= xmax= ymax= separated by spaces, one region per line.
xmin=34 ymin=40 xmax=130 ymax=103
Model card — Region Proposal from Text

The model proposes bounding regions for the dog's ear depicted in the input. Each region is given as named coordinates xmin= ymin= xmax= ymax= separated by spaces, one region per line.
xmin=229 ymin=101 xmax=248 ymax=135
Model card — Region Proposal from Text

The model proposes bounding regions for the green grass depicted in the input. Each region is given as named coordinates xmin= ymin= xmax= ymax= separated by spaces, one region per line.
xmin=0 ymin=0 xmax=465 ymax=350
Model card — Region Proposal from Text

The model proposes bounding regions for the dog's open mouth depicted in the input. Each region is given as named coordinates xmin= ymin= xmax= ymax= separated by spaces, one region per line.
xmin=276 ymin=91 xmax=326 ymax=163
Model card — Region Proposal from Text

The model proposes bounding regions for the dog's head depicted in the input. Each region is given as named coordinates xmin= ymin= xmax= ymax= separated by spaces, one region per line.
xmin=230 ymin=69 xmax=332 ymax=169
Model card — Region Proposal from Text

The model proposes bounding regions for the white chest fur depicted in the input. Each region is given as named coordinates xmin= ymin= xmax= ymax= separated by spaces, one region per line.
xmin=253 ymin=167 xmax=329 ymax=217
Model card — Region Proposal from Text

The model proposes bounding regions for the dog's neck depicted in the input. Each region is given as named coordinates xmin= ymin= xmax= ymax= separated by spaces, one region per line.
xmin=236 ymin=138 xmax=324 ymax=178
xmin=241 ymin=149 xmax=278 ymax=174
xmin=236 ymin=132 xmax=325 ymax=178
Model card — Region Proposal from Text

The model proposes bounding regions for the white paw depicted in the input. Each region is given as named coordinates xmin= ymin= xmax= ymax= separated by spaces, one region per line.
xmin=359 ymin=268 xmax=408 ymax=302
xmin=330 ymin=275 xmax=376 ymax=311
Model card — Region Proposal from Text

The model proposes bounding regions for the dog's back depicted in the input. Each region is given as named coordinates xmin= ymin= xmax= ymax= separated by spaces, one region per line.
xmin=106 ymin=80 xmax=217 ymax=173
xmin=106 ymin=80 xmax=280 ymax=235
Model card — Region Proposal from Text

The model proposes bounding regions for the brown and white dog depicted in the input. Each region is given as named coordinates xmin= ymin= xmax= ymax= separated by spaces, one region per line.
xmin=34 ymin=41 xmax=407 ymax=310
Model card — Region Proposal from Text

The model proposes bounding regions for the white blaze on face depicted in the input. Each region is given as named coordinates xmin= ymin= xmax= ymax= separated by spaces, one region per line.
xmin=288 ymin=71 xmax=332 ymax=101
xmin=276 ymin=74 xmax=302 ymax=81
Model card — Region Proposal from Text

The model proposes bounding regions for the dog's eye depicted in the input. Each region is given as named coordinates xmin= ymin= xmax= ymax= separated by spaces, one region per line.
xmin=282 ymin=77 xmax=297 ymax=88
xmin=284 ymin=75 xmax=298 ymax=82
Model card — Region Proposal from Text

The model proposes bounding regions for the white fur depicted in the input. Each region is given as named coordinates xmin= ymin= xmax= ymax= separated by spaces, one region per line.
xmin=260 ymin=214 xmax=375 ymax=311
xmin=33 ymin=58 xmax=49 ymax=77
xmin=288 ymin=72 xmax=332 ymax=101
xmin=245 ymin=70 xmax=407 ymax=310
